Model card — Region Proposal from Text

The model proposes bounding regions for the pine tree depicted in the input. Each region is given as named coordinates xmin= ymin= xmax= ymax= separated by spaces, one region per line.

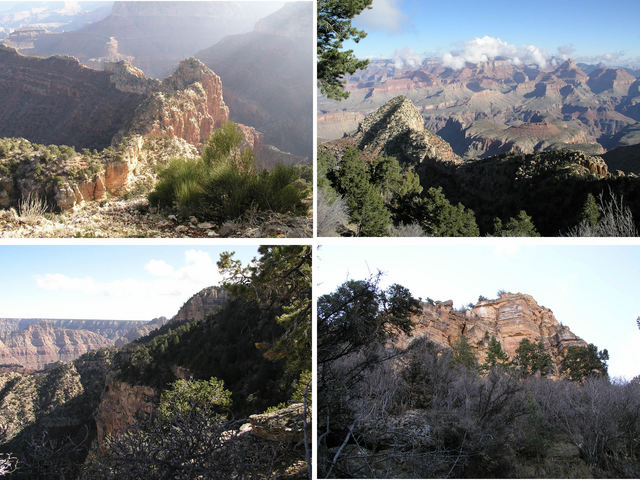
xmin=481 ymin=336 xmax=511 ymax=371
xmin=513 ymin=338 xmax=553 ymax=376
xmin=452 ymin=335 xmax=478 ymax=370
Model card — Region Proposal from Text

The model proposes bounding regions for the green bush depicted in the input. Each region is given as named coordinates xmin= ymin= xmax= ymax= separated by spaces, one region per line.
xmin=149 ymin=123 xmax=307 ymax=222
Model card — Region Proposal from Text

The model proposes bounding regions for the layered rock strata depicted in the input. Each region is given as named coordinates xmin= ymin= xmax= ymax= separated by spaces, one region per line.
xmin=0 ymin=323 xmax=113 ymax=371
xmin=171 ymin=286 xmax=229 ymax=324
xmin=398 ymin=292 xmax=588 ymax=375
xmin=0 ymin=47 xmax=286 ymax=211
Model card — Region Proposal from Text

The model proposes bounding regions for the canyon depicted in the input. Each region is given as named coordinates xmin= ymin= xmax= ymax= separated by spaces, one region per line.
xmin=0 ymin=46 xmax=296 ymax=213
xmin=0 ymin=286 xmax=228 ymax=373
xmin=320 ymin=94 xmax=640 ymax=235
xmin=319 ymin=58 xmax=640 ymax=162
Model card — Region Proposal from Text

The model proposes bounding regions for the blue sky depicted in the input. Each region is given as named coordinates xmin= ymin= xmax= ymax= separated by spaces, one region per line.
xmin=349 ymin=0 xmax=640 ymax=67
xmin=0 ymin=245 xmax=260 ymax=321
xmin=316 ymin=243 xmax=640 ymax=381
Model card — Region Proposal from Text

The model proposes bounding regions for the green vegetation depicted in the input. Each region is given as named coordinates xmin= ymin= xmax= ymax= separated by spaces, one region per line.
xmin=319 ymin=147 xmax=479 ymax=236
xmin=317 ymin=0 xmax=372 ymax=100
xmin=481 ymin=336 xmax=511 ymax=371
xmin=149 ymin=122 xmax=309 ymax=223
xmin=2 ymin=247 xmax=311 ymax=479
xmin=452 ymin=335 xmax=478 ymax=370
xmin=561 ymin=343 xmax=609 ymax=382
xmin=514 ymin=338 xmax=553 ymax=377
xmin=493 ymin=210 xmax=540 ymax=236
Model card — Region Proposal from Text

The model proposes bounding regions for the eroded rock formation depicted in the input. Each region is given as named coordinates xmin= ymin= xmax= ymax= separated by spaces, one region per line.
xmin=171 ymin=286 xmax=229 ymax=324
xmin=94 ymin=373 xmax=157 ymax=446
xmin=324 ymin=96 xmax=461 ymax=166
xmin=398 ymin=292 xmax=587 ymax=374
xmin=0 ymin=322 xmax=113 ymax=371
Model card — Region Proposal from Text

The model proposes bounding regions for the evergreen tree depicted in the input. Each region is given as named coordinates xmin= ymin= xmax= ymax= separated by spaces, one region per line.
xmin=452 ymin=335 xmax=478 ymax=370
xmin=334 ymin=148 xmax=391 ymax=236
xmin=318 ymin=276 xmax=421 ymax=364
xmin=420 ymin=187 xmax=480 ymax=236
xmin=317 ymin=0 xmax=372 ymax=99
xmin=481 ymin=336 xmax=511 ymax=371
xmin=493 ymin=210 xmax=540 ymax=237
xmin=580 ymin=192 xmax=600 ymax=227
xmin=560 ymin=343 xmax=609 ymax=381
xmin=513 ymin=338 xmax=553 ymax=376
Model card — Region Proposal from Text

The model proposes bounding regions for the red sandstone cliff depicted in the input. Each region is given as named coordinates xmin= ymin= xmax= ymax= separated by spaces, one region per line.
xmin=0 ymin=322 xmax=113 ymax=371
xmin=397 ymin=292 xmax=588 ymax=375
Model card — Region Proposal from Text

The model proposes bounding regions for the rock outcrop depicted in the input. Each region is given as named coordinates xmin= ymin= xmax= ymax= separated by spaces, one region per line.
xmin=247 ymin=403 xmax=308 ymax=443
xmin=0 ymin=47 xmax=287 ymax=212
xmin=398 ymin=292 xmax=588 ymax=375
xmin=324 ymin=96 xmax=461 ymax=166
xmin=94 ymin=373 xmax=157 ymax=446
xmin=171 ymin=286 xmax=229 ymax=324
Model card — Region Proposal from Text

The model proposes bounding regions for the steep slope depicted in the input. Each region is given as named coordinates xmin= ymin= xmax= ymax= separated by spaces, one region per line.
xmin=170 ymin=286 xmax=229 ymax=324
xmin=0 ymin=50 xmax=264 ymax=212
xmin=398 ymin=292 xmax=587 ymax=375
xmin=602 ymin=143 xmax=640 ymax=174
xmin=0 ymin=45 xmax=143 ymax=149
xmin=0 ymin=318 xmax=172 ymax=372
xmin=0 ymin=318 xmax=147 ymax=341
xmin=196 ymin=2 xmax=313 ymax=159
xmin=0 ymin=322 xmax=112 ymax=372
xmin=322 ymin=95 xmax=461 ymax=165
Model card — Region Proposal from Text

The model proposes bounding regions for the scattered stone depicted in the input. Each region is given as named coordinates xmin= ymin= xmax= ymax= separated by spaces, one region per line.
xmin=189 ymin=216 xmax=198 ymax=224
xmin=197 ymin=222 xmax=214 ymax=229
xmin=167 ymin=215 xmax=177 ymax=222
xmin=175 ymin=225 xmax=189 ymax=234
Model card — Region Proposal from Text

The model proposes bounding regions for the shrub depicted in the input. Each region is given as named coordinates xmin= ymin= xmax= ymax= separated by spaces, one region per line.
xmin=149 ymin=122 xmax=307 ymax=222
xmin=567 ymin=190 xmax=638 ymax=236
xmin=317 ymin=187 xmax=349 ymax=237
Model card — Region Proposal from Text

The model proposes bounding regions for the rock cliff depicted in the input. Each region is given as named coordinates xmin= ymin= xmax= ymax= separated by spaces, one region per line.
xmin=94 ymin=373 xmax=157 ymax=445
xmin=0 ymin=322 xmax=113 ymax=371
xmin=0 ymin=45 xmax=143 ymax=149
xmin=319 ymin=57 xmax=640 ymax=157
xmin=171 ymin=286 xmax=229 ymax=324
xmin=398 ymin=292 xmax=587 ymax=375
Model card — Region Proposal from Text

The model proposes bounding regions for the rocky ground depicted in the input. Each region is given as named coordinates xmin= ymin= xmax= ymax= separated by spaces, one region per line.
xmin=0 ymin=195 xmax=312 ymax=238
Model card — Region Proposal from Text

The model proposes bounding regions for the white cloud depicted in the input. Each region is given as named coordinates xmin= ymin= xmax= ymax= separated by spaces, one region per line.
xmin=33 ymin=250 xmax=222 ymax=319
xmin=355 ymin=0 xmax=408 ymax=34
xmin=442 ymin=36 xmax=549 ymax=69
xmin=392 ymin=46 xmax=424 ymax=69
xmin=145 ymin=259 xmax=175 ymax=277
xmin=57 ymin=1 xmax=82 ymax=16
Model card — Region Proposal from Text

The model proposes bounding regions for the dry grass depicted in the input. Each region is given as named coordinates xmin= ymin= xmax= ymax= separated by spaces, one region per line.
xmin=17 ymin=192 xmax=48 ymax=224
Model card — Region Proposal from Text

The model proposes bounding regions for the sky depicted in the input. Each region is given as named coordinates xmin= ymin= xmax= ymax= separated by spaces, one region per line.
xmin=0 ymin=245 xmax=260 ymax=321
xmin=316 ymin=243 xmax=640 ymax=381
xmin=348 ymin=0 xmax=640 ymax=68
